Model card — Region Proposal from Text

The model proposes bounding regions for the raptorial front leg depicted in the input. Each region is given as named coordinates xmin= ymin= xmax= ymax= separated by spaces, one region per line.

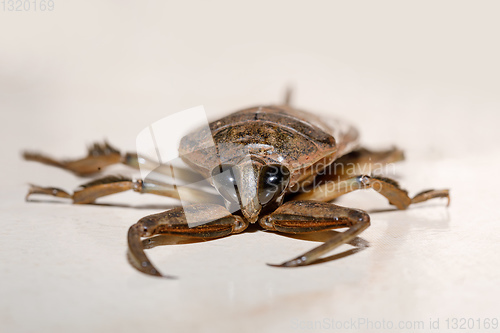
xmin=294 ymin=175 xmax=449 ymax=210
xmin=128 ymin=204 xmax=248 ymax=278
xmin=259 ymin=200 xmax=370 ymax=267
xmin=27 ymin=176 xmax=222 ymax=204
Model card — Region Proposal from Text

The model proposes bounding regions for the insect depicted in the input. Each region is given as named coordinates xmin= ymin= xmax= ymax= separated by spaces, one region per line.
xmin=24 ymin=101 xmax=450 ymax=278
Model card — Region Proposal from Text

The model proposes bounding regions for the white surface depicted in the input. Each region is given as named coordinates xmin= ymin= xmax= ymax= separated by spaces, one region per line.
xmin=1 ymin=1 xmax=500 ymax=332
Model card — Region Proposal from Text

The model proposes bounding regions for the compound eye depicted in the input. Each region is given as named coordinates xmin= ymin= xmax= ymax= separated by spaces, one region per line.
xmin=211 ymin=164 xmax=239 ymax=203
xmin=258 ymin=164 xmax=290 ymax=205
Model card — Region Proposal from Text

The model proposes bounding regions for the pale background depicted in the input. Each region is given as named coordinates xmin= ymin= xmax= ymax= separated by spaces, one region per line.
xmin=1 ymin=1 xmax=499 ymax=332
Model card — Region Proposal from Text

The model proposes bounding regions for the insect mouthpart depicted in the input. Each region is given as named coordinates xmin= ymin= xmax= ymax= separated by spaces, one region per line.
xmin=210 ymin=162 xmax=291 ymax=223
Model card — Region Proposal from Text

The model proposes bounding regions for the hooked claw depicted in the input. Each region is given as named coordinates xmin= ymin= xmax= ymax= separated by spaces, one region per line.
xmin=127 ymin=223 xmax=176 ymax=279
xmin=266 ymin=255 xmax=309 ymax=268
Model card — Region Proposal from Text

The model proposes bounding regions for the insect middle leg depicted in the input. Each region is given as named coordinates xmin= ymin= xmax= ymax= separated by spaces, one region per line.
xmin=26 ymin=176 xmax=222 ymax=204
xmin=259 ymin=200 xmax=370 ymax=267
xmin=293 ymin=147 xmax=449 ymax=209
xmin=293 ymin=174 xmax=449 ymax=209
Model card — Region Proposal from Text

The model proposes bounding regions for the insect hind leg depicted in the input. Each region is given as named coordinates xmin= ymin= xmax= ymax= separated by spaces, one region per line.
xmin=23 ymin=141 xmax=124 ymax=177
